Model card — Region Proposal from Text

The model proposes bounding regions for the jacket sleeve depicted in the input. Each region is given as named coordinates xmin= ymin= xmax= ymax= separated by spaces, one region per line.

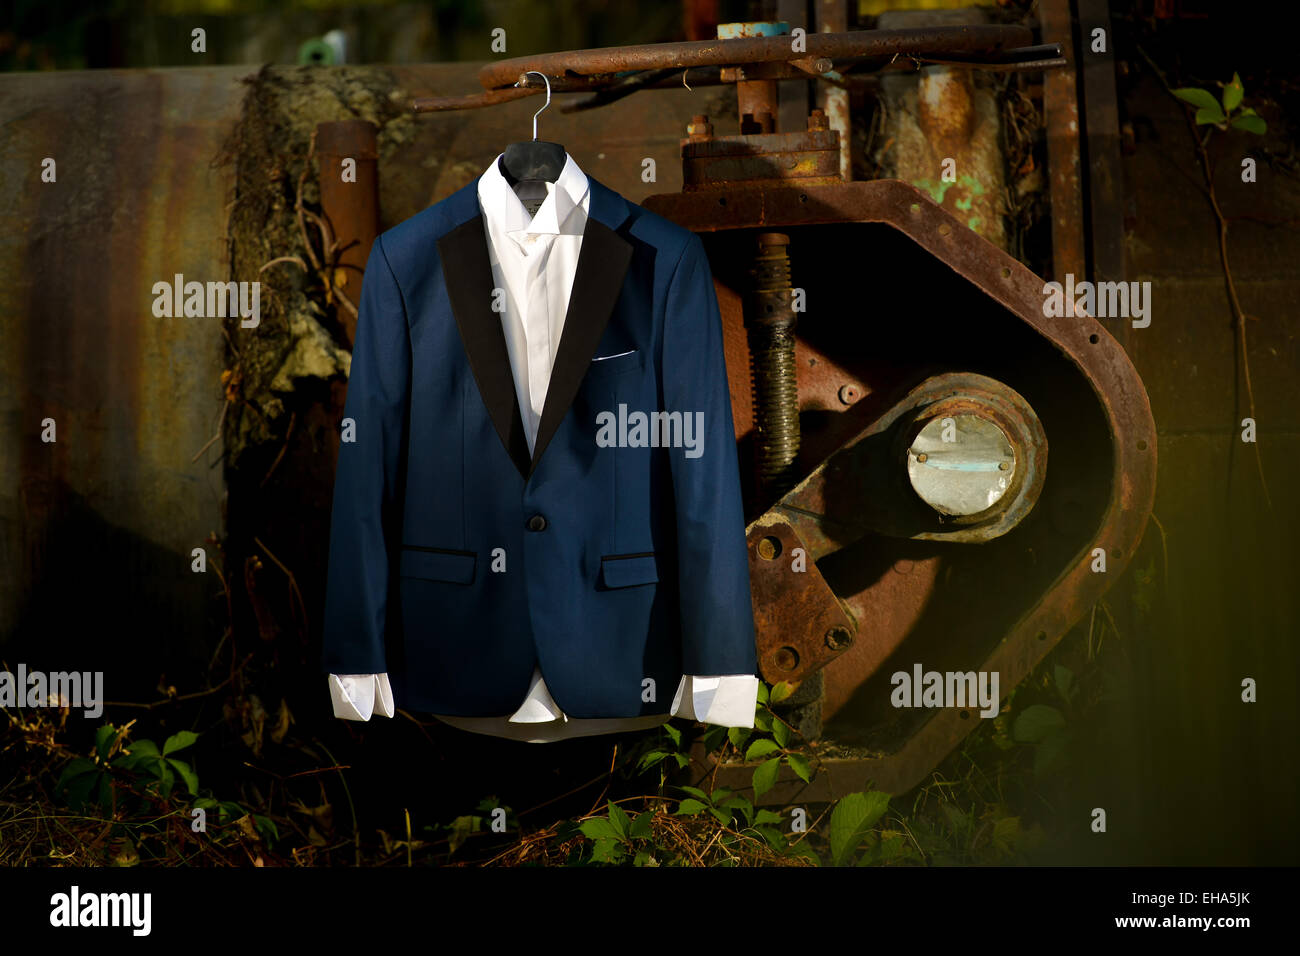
xmin=660 ymin=232 xmax=759 ymax=678
xmin=321 ymin=234 xmax=411 ymax=675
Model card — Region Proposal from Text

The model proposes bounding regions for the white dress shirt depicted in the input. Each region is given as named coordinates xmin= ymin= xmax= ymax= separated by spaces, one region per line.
xmin=329 ymin=151 xmax=758 ymax=741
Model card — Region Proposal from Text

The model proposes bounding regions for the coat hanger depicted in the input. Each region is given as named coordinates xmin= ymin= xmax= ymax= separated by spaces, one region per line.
xmin=500 ymin=71 xmax=567 ymax=188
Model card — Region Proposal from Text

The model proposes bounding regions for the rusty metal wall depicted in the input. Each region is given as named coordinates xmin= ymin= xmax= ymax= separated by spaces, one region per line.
xmin=0 ymin=68 xmax=247 ymax=681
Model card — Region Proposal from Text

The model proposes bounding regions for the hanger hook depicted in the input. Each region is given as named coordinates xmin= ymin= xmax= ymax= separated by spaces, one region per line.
xmin=514 ymin=70 xmax=551 ymax=141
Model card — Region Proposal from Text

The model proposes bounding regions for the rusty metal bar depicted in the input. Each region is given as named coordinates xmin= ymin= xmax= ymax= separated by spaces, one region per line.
xmin=410 ymin=85 xmax=539 ymax=113
xmin=1042 ymin=0 xmax=1086 ymax=283
xmin=477 ymin=25 xmax=1034 ymax=91
xmin=816 ymin=0 xmax=852 ymax=181
xmin=1077 ymin=0 xmax=1127 ymax=348
xmin=315 ymin=119 xmax=379 ymax=347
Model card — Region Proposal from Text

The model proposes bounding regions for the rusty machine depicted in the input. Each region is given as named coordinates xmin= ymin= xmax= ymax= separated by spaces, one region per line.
xmin=400 ymin=15 xmax=1157 ymax=803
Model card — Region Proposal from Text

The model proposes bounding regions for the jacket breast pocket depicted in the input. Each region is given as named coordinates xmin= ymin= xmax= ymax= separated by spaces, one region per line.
xmin=585 ymin=348 xmax=645 ymax=381
xmin=399 ymin=547 xmax=476 ymax=584
xmin=600 ymin=552 xmax=659 ymax=589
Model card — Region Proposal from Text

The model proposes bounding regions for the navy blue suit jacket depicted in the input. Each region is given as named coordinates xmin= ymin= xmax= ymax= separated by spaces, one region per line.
xmin=320 ymin=171 xmax=758 ymax=718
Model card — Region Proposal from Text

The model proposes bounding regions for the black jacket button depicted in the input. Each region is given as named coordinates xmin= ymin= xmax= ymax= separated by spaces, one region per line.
xmin=527 ymin=514 xmax=547 ymax=532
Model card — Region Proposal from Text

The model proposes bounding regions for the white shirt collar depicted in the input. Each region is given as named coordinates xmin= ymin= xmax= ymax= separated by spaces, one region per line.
xmin=478 ymin=150 xmax=589 ymax=240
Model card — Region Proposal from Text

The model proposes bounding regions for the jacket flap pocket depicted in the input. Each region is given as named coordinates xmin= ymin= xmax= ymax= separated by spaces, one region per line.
xmin=600 ymin=553 xmax=659 ymax=588
xmin=399 ymin=548 xmax=476 ymax=584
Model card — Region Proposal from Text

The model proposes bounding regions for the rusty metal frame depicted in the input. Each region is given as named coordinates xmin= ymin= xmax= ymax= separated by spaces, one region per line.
xmin=641 ymin=178 xmax=1156 ymax=800
xmin=411 ymin=25 xmax=1048 ymax=113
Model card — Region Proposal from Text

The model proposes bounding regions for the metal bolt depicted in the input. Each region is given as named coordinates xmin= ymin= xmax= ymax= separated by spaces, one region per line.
xmin=774 ymin=646 xmax=800 ymax=670
xmin=838 ymin=384 xmax=859 ymax=405
xmin=824 ymin=626 xmax=853 ymax=651
xmin=916 ymin=452 xmax=928 ymax=463
xmin=686 ymin=114 xmax=713 ymax=142
xmin=757 ymin=536 xmax=781 ymax=560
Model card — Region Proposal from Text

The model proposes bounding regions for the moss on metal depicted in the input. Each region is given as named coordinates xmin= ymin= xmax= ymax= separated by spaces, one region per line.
xmin=215 ymin=64 xmax=415 ymax=469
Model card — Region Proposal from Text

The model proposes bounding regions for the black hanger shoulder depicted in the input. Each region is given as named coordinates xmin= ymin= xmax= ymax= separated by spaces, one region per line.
xmin=500 ymin=141 xmax=567 ymax=186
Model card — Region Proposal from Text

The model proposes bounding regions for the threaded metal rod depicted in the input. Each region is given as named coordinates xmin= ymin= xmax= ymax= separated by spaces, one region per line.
xmin=745 ymin=233 xmax=800 ymax=499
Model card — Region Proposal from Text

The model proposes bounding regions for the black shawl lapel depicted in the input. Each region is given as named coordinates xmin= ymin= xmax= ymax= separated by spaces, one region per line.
xmin=528 ymin=215 xmax=633 ymax=475
xmin=438 ymin=214 xmax=533 ymax=479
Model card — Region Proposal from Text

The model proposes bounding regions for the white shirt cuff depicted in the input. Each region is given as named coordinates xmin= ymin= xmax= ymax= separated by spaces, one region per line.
xmin=671 ymin=675 xmax=759 ymax=728
xmin=327 ymin=672 xmax=757 ymax=727
xmin=329 ymin=674 xmax=396 ymax=721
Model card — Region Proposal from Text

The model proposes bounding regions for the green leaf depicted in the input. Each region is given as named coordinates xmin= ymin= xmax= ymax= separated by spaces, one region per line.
xmin=193 ymin=796 xmax=219 ymax=810
xmin=1195 ymin=105 xmax=1226 ymax=126
xmin=1172 ymin=86 xmax=1221 ymax=112
xmin=1231 ymin=114 xmax=1267 ymax=134
xmin=1012 ymin=704 xmax=1066 ymax=743
xmin=94 ymin=725 xmax=118 ymax=761
xmin=588 ymin=838 xmax=621 ymax=863
xmin=94 ymin=775 xmax=113 ymax=811
xmin=943 ymin=803 xmax=974 ymax=840
xmin=675 ymin=798 xmax=709 ymax=815
xmin=579 ymin=817 xmax=620 ymax=841
xmin=60 ymin=767 xmax=99 ymax=810
xmin=168 ymin=758 xmax=199 ymax=796
xmin=638 ymin=750 xmax=670 ymax=771
xmin=672 ymin=753 xmax=690 ymax=769
xmin=629 ymin=811 xmax=654 ymax=840
xmin=829 ymin=791 xmax=891 ymax=866
xmin=711 ymin=787 xmax=734 ymax=803
xmin=753 ymin=711 xmax=772 ymax=733
xmin=727 ymin=725 xmax=751 ymax=751
xmin=772 ymin=718 xmax=791 ymax=748
xmin=746 ymin=739 xmax=781 ymax=761
xmin=125 ymin=739 xmax=160 ymax=759
xmin=253 ymin=814 xmax=279 ymax=842
xmin=156 ymin=763 xmax=175 ymax=797
xmin=786 ymin=753 xmax=813 ymax=784
xmin=721 ymin=796 xmax=753 ymax=827
xmin=162 ymin=731 xmax=198 ymax=756
xmin=677 ymin=785 xmax=712 ymax=803
xmin=662 ymin=722 xmax=681 ymax=747
xmin=607 ymin=801 xmax=630 ymax=841
xmin=769 ymin=681 xmax=794 ymax=704
xmin=756 ymin=825 xmax=785 ymax=850
xmin=751 ymin=757 xmax=781 ymax=799
xmin=1223 ymin=72 xmax=1243 ymax=113
xmin=57 ymin=757 xmax=97 ymax=789
xmin=708 ymin=806 xmax=732 ymax=826
xmin=878 ymin=831 xmax=907 ymax=862
xmin=754 ymin=809 xmax=783 ymax=826
xmin=756 ymin=683 xmax=769 ymax=705
xmin=992 ymin=815 xmax=1021 ymax=855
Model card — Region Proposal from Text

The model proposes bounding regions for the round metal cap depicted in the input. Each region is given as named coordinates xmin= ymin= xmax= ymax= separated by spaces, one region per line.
xmin=907 ymin=414 xmax=1017 ymax=516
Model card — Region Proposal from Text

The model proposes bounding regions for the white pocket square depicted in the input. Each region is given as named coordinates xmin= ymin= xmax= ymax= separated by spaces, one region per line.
xmin=592 ymin=349 xmax=637 ymax=362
